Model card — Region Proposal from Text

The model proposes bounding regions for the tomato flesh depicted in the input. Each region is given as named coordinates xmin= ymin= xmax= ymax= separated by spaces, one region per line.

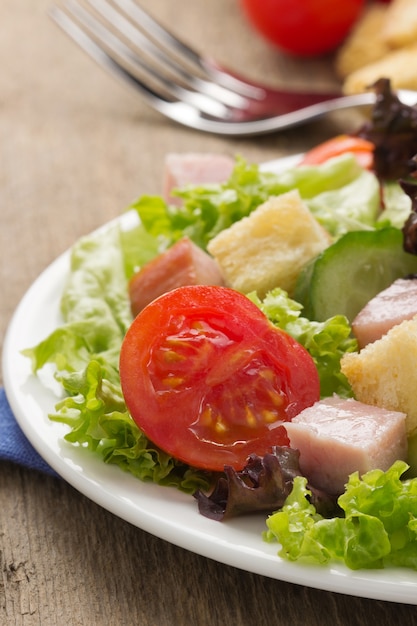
xmin=120 ymin=286 xmax=320 ymax=472
xmin=240 ymin=0 xmax=365 ymax=56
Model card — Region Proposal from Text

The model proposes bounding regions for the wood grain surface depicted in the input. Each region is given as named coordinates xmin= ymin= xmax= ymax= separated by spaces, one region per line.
xmin=1 ymin=0 xmax=417 ymax=624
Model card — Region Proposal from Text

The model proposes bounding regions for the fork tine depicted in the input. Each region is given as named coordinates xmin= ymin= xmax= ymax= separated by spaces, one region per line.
xmin=111 ymin=0 xmax=267 ymax=100
xmin=86 ymin=0 xmax=251 ymax=109
xmin=50 ymin=4 xmax=222 ymax=128
xmin=49 ymin=3 xmax=145 ymax=94
xmin=52 ymin=0 xmax=236 ymax=119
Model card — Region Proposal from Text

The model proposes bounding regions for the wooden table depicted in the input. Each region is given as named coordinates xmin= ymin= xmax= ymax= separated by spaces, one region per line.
xmin=1 ymin=0 xmax=416 ymax=623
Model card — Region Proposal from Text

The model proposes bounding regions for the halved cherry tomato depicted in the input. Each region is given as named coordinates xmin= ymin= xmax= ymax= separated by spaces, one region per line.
xmin=119 ymin=285 xmax=320 ymax=472
xmin=239 ymin=0 xmax=365 ymax=56
xmin=299 ymin=134 xmax=375 ymax=169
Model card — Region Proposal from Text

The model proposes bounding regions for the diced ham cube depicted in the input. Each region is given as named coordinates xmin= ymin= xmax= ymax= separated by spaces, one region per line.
xmin=163 ymin=153 xmax=235 ymax=205
xmin=129 ymin=237 xmax=224 ymax=316
xmin=284 ymin=396 xmax=407 ymax=495
xmin=353 ymin=277 xmax=417 ymax=349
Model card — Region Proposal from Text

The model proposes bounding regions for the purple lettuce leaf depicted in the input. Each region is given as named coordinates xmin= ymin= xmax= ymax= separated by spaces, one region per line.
xmin=357 ymin=78 xmax=417 ymax=180
xmin=194 ymin=446 xmax=338 ymax=521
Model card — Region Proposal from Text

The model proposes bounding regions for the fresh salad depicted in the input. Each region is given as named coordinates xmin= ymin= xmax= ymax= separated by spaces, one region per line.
xmin=23 ymin=79 xmax=417 ymax=572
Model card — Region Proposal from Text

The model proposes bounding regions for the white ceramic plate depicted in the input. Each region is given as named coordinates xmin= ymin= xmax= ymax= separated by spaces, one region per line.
xmin=3 ymin=155 xmax=417 ymax=605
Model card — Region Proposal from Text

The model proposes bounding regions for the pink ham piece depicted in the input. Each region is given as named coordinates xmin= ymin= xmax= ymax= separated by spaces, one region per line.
xmin=353 ymin=277 xmax=417 ymax=349
xmin=129 ymin=237 xmax=224 ymax=316
xmin=163 ymin=153 xmax=235 ymax=205
xmin=284 ymin=395 xmax=407 ymax=495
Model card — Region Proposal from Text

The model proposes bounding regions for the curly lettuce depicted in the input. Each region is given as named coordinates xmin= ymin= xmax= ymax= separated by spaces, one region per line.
xmin=249 ymin=288 xmax=357 ymax=398
xmin=22 ymin=223 xmax=210 ymax=493
xmin=265 ymin=461 xmax=417 ymax=570
xmin=130 ymin=153 xmax=383 ymax=251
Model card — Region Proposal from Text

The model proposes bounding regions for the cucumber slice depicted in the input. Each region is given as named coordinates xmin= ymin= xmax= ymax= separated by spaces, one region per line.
xmin=294 ymin=227 xmax=417 ymax=322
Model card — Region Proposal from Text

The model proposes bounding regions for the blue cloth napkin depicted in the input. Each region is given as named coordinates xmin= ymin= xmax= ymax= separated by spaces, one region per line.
xmin=0 ymin=386 xmax=58 ymax=476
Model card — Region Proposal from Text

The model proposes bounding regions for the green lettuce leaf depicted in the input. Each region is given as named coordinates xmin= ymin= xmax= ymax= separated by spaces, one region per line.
xmin=378 ymin=181 xmax=412 ymax=229
xmin=119 ymin=217 xmax=161 ymax=278
xmin=23 ymin=222 xmax=210 ymax=493
xmin=129 ymin=153 xmax=379 ymax=251
xmin=23 ymin=224 xmax=130 ymax=373
xmin=249 ymin=288 xmax=357 ymax=398
xmin=50 ymin=360 xmax=209 ymax=491
xmin=265 ymin=461 xmax=417 ymax=570
xmin=306 ymin=169 xmax=381 ymax=237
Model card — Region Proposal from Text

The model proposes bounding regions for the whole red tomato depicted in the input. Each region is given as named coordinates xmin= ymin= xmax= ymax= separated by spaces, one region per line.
xmin=240 ymin=0 xmax=366 ymax=56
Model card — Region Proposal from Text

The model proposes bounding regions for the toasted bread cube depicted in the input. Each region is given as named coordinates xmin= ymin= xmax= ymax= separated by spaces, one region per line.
xmin=341 ymin=315 xmax=417 ymax=436
xmin=342 ymin=43 xmax=417 ymax=95
xmin=207 ymin=190 xmax=331 ymax=298
xmin=335 ymin=4 xmax=390 ymax=78
xmin=383 ymin=0 xmax=417 ymax=48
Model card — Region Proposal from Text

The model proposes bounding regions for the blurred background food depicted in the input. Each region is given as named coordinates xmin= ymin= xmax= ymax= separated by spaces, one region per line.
xmin=239 ymin=0 xmax=365 ymax=56
xmin=240 ymin=0 xmax=417 ymax=95
xmin=336 ymin=0 xmax=417 ymax=93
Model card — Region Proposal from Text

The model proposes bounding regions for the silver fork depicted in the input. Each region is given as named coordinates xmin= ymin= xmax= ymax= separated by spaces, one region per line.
xmin=49 ymin=0 xmax=417 ymax=136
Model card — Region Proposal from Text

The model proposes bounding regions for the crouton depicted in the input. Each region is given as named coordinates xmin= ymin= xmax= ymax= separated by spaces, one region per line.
xmin=335 ymin=3 xmax=390 ymax=79
xmin=206 ymin=190 xmax=331 ymax=298
xmin=341 ymin=315 xmax=417 ymax=436
xmin=383 ymin=0 xmax=417 ymax=49
xmin=342 ymin=43 xmax=417 ymax=95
